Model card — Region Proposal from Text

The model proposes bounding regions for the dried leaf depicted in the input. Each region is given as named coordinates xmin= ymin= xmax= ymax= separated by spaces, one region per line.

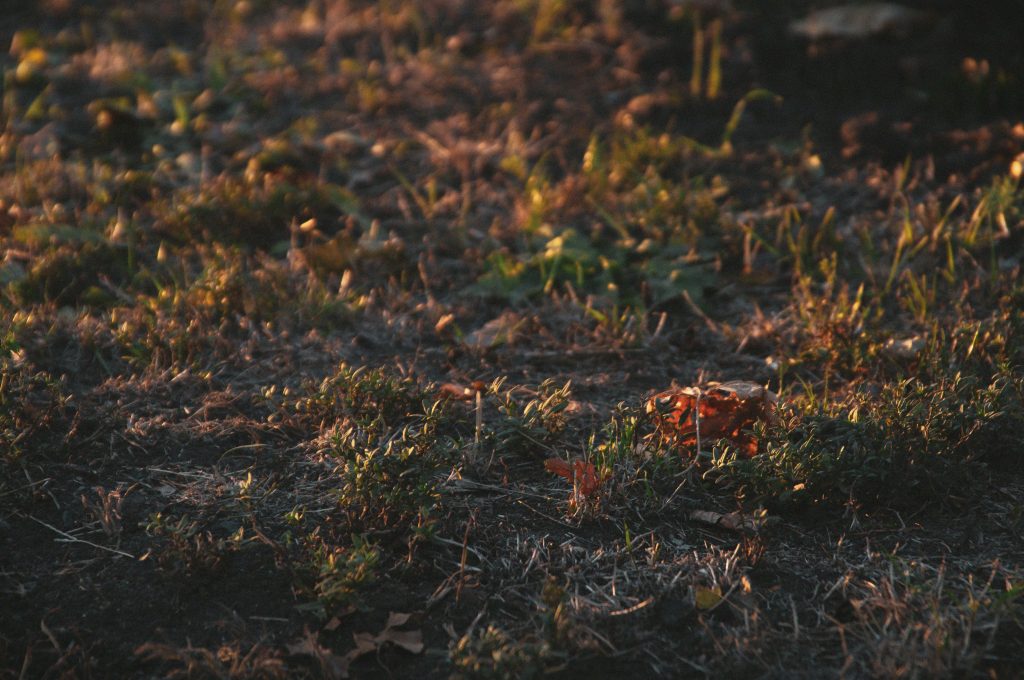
xmin=322 ymin=130 xmax=369 ymax=155
xmin=544 ymin=458 xmax=572 ymax=477
xmin=690 ymin=509 xmax=725 ymax=526
xmin=463 ymin=312 xmax=523 ymax=349
xmin=286 ymin=629 xmax=350 ymax=680
xmin=348 ymin=633 xmax=378 ymax=659
xmin=544 ymin=458 xmax=603 ymax=497
xmin=377 ymin=628 xmax=424 ymax=655
xmin=883 ymin=336 xmax=924 ymax=359
xmin=298 ymin=232 xmax=356 ymax=272
xmin=437 ymin=383 xmax=475 ymax=401
xmin=694 ymin=586 xmax=723 ymax=611
xmin=646 ymin=381 xmax=778 ymax=457
xmin=718 ymin=512 xmax=747 ymax=531
xmin=384 ymin=612 xmax=412 ymax=628
xmin=348 ymin=612 xmax=424 ymax=662
xmin=358 ymin=220 xmax=405 ymax=256
xmin=690 ymin=509 xmax=771 ymax=533
xmin=789 ymin=3 xmax=927 ymax=40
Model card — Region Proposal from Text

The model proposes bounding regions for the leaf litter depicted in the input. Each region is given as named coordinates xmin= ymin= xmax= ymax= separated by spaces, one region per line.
xmin=286 ymin=612 xmax=423 ymax=680
xmin=646 ymin=381 xmax=779 ymax=457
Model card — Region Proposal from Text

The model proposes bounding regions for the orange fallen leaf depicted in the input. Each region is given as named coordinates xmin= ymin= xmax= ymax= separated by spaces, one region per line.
xmin=646 ymin=381 xmax=778 ymax=457
xmin=437 ymin=383 xmax=475 ymax=401
xmin=437 ymin=380 xmax=488 ymax=401
xmin=544 ymin=458 xmax=603 ymax=497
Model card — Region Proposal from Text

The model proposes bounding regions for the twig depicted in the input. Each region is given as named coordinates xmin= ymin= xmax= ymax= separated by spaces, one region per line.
xmin=17 ymin=645 xmax=32 ymax=680
xmin=443 ymin=477 xmax=551 ymax=500
xmin=456 ymin=515 xmax=474 ymax=603
xmin=0 ymin=479 xmax=48 ymax=499
xmin=514 ymin=500 xmax=578 ymax=529
xmin=682 ymin=289 xmax=720 ymax=334
xmin=97 ymin=274 xmax=135 ymax=304
xmin=475 ymin=389 xmax=486 ymax=469
xmin=28 ymin=515 xmax=135 ymax=559
xmin=609 ymin=597 xmax=654 ymax=616
xmin=659 ymin=476 xmax=690 ymax=512
xmin=650 ymin=311 xmax=668 ymax=342
xmin=40 ymin=620 xmax=62 ymax=654
xmin=694 ymin=387 xmax=702 ymax=459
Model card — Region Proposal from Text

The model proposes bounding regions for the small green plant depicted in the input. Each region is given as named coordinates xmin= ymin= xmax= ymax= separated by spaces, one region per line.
xmin=302 ymin=532 xmax=379 ymax=613
xmin=488 ymin=378 xmax=571 ymax=456
xmin=476 ymin=227 xmax=715 ymax=307
xmin=294 ymin=363 xmax=424 ymax=429
xmin=153 ymin=175 xmax=350 ymax=248
xmin=81 ymin=485 xmax=126 ymax=539
xmin=790 ymin=257 xmax=878 ymax=377
xmin=585 ymin=406 xmax=640 ymax=473
xmin=450 ymin=625 xmax=559 ymax=680
xmin=452 ymin=577 xmax=573 ymax=679
xmin=13 ymin=241 xmax=133 ymax=307
xmin=145 ymin=513 xmax=245 ymax=577
xmin=487 ymin=128 xmax=730 ymax=305
xmin=712 ymin=370 xmax=1024 ymax=507
xmin=582 ymin=406 xmax=689 ymax=509
xmin=326 ymin=395 xmax=454 ymax=526
xmin=964 ymin=171 xmax=1022 ymax=249
xmin=0 ymin=338 xmax=65 ymax=466
xmin=408 ymin=505 xmax=439 ymax=551
xmin=135 ymin=641 xmax=286 ymax=679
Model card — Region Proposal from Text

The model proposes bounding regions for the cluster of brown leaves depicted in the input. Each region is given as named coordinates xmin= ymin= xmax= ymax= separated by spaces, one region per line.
xmin=645 ymin=381 xmax=778 ymax=457
xmin=286 ymin=612 xmax=423 ymax=679
xmin=543 ymin=381 xmax=776 ymax=498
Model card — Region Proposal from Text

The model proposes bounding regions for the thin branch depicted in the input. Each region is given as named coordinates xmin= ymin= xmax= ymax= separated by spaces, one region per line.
xmin=28 ymin=515 xmax=135 ymax=559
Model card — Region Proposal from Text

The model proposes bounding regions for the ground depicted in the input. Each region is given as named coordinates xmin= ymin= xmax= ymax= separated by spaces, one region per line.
xmin=1 ymin=1 xmax=1024 ymax=678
